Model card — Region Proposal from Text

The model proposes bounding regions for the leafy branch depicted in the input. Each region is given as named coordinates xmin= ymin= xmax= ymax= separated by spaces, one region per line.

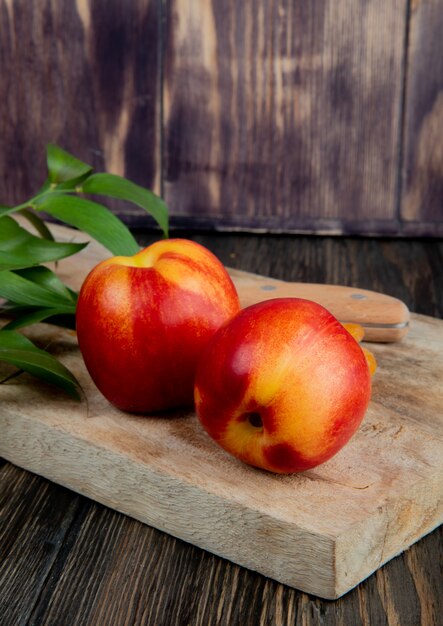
xmin=0 ymin=144 xmax=169 ymax=398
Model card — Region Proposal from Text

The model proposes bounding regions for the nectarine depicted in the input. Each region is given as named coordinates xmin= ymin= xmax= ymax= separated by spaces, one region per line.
xmin=194 ymin=298 xmax=373 ymax=473
xmin=76 ymin=239 xmax=240 ymax=413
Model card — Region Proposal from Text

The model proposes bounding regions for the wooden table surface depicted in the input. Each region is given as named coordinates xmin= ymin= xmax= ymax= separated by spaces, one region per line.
xmin=1 ymin=231 xmax=442 ymax=626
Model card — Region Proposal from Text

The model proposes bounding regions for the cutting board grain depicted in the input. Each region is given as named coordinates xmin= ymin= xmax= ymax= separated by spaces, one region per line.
xmin=0 ymin=232 xmax=441 ymax=599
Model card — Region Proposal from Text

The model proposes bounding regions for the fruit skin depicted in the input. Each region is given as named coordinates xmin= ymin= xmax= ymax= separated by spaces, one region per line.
xmin=194 ymin=298 xmax=372 ymax=473
xmin=76 ymin=239 xmax=240 ymax=413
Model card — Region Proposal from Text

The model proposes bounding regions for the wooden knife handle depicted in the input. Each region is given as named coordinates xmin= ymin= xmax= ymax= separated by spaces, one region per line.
xmin=228 ymin=269 xmax=410 ymax=343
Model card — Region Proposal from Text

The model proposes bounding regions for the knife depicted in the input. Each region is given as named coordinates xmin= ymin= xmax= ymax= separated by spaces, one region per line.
xmin=229 ymin=269 xmax=410 ymax=343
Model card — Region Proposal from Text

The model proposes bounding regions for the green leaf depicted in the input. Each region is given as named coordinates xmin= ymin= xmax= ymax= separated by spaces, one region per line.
xmin=55 ymin=171 xmax=95 ymax=191
xmin=0 ymin=216 xmax=87 ymax=270
xmin=0 ymin=269 xmax=77 ymax=308
xmin=2 ymin=306 xmax=76 ymax=330
xmin=13 ymin=266 xmax=77 ymax=302
xmin=34 ymin=194 xmax=140 ymax=256
xmin=81 ymin=173 xmax=169 ymax=238
xmin=46 ymin=144 xmax=93 ymax=184
xmin=19 ymin=209 xmax=55 ymax=240
xmin=0 ymin=205 xmax=15 ymax=218
xmin=0 ymin=329 xmax=80 ymax=399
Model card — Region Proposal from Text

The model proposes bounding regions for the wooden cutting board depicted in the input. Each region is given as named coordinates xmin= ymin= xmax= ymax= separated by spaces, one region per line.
xmin=0 ymin=227 xmax=441 ymax=599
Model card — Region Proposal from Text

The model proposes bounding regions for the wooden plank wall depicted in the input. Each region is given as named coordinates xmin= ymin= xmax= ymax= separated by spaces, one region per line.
xmin=164 ymin=0 xmax=405 ymax=234
xmin=401 ymin=0 xmax=443 ymax=234
xmin=0 ymin=0 xmax=442 ymax=236
xmin=0 ymin=0 xmax=161 ymax=208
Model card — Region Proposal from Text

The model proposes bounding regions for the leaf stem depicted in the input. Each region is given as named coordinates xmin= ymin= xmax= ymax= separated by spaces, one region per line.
xmin=1 ymin=188 xmax=79 ymax=218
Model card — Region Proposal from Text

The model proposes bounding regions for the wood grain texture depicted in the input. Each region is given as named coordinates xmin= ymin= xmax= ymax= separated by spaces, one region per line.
xmin=1 ymin=234 xmax=443 ymax=623
xmin=164 ymin=0 xmax=406 ymax=233
xmin=0 ymin=0 xmax=160 ymax=215
xmin=401 ymin=0 xmax=443 ymax=234
xmin=1 ymin=0 xmax=443 ymax=235
xmin=0 ymin=465 xmax=83 ymax=626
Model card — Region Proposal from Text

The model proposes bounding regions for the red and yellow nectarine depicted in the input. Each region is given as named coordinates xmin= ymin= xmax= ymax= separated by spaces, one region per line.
xmin=76 ymin=239 xmax=240 ymax=413
xmin=194 ymin=298 xmax=373 ymax=473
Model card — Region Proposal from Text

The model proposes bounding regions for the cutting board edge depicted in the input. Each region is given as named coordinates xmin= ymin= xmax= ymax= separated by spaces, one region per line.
xmin=333 ymin=468 xmax=443 ymax=598
xmin=0 ymin=409 xmax=341 ymax=599
xmin=2 ymin=407 xmax=442 ymax=600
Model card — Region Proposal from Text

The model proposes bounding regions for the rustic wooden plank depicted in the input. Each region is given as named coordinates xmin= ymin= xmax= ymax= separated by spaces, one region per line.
xmin=0 ymin=0 xmax=160 ymax=216
xmin=403 ymin=523 xmax=443 ymax=626
xmin=27 ymin=504 xmax=274 ymax=626
xmin=0 ymin=464 xmax=83 ymax=626
xmin=401 ymin=0 xmax=443 ymax=226
xmin=163 ymin=0 xmax=407 ymax=233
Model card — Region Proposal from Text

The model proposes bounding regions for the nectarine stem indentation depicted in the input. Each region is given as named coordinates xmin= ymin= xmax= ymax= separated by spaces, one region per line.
xmin=247 ymin=412 xmax=263 ymax=429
